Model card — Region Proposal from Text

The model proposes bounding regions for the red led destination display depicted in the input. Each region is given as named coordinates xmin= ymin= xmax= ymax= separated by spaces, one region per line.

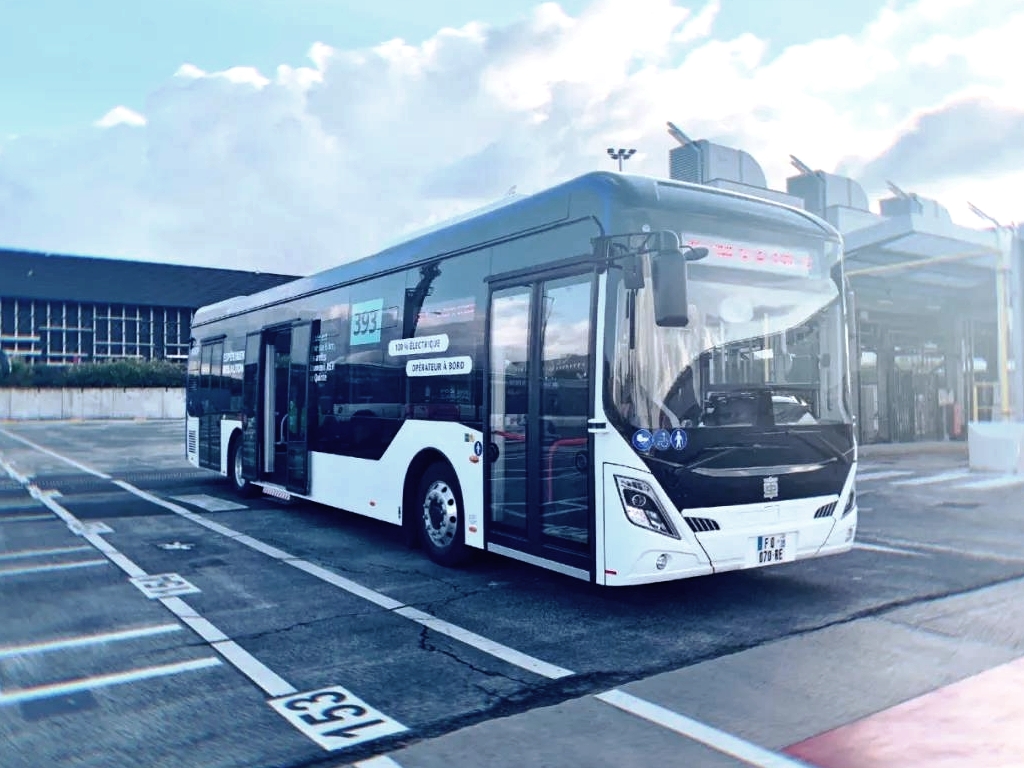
xmin=681 ymin=235 xmax=816 ymax=276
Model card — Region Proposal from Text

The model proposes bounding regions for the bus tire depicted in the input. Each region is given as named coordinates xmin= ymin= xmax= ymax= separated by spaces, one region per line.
xmin=416 ymin=462 xmax=469 ymax=567
xmin=228 ymin=434 xmax=257 ymax=498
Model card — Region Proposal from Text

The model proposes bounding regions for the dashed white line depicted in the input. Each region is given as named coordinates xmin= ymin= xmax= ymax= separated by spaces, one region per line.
xmin=595 ymin=689 xmax=814 ymax=768
xmin=0 ymin=559 xmax=108 ymax=578
xmin=0 ymin=624 xmax=182 ymax=659
xmin=0 ymin=657 xmax=223 ymax=706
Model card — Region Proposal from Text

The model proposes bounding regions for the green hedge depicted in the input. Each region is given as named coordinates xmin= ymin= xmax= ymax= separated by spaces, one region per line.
xmin=0 ymin=359 xmax=186 ymax=389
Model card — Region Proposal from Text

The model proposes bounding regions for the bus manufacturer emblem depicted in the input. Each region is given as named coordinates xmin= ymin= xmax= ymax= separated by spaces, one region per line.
xmin=763 ymin=476 xmax=779 ymax=500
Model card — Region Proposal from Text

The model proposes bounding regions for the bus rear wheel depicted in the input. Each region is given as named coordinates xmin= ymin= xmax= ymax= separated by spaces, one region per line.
xmin=228 ymin=435 xmax=257 ymax=498
xmin=417 ymin=462 xmax=469 ymax=567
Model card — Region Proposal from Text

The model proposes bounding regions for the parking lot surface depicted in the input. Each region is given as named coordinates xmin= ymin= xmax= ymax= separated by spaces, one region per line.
xmin=1 ymin=421 xmax=1021 ymax=767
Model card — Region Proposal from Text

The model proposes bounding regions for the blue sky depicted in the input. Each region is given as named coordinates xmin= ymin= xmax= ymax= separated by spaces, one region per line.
xmin=1 ymin=0 xmax=1019 ymax=270
xmin=2 ymin=0 xmax=888 ymax=136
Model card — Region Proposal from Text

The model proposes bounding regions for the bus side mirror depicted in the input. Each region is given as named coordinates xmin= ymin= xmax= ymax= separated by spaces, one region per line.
xmin=652 ymin=231 xmax=691 ymax=327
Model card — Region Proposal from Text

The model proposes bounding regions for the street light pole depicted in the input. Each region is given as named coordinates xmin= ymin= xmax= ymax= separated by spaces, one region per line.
xmin=969 ymin=202 xmax=1014 ymax=422
xmin=606 ymin=147 xmax=636 ymax=172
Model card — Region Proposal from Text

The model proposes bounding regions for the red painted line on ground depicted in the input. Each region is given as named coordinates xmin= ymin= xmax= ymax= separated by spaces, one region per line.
xmin=785 ymin=655 xmax=1024 ymax=767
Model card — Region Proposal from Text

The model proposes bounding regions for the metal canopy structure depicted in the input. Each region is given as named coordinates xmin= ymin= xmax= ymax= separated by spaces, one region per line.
xmin=843 ymin=212 xmax=1001 ymax=320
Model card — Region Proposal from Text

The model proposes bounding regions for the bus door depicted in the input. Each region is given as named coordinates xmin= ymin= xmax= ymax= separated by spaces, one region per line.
xmin=486 ymin=269 xmax=596 ymax=580
xmin=252 ymin=323 xmax=313 ymax=494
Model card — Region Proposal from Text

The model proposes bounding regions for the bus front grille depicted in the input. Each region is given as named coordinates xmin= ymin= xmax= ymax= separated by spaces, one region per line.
xmin=187 ymin=430 xmax=198 ymax=455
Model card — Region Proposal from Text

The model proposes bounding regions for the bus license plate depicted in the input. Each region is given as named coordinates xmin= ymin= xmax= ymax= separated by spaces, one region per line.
xmin=753 ymin=533 xmax=794 ymax=566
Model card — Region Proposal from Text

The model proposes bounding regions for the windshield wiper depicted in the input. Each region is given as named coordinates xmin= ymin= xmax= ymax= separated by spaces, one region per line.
xmin=782 ymin=429 xmax=852 ymax=466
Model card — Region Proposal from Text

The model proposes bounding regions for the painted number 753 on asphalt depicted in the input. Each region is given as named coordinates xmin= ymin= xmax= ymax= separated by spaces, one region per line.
xmin=269 ymin=686 xmax=407 ymax=751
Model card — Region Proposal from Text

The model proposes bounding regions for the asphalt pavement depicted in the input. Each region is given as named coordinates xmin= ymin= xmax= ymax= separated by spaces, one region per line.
xmin=0 ymin=421 xmax=1021 ymax=768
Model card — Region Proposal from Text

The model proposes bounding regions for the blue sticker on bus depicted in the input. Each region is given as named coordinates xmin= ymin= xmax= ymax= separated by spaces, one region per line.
xmin=670 ymin=428 xmax=688 ymax=450
xmin=631 ymin=429 xmax=654 ymax=452
xmin=653 ymin=429 xmax=671 ymax=450
xmin=473 ymin=441 xmax=483 ymax=457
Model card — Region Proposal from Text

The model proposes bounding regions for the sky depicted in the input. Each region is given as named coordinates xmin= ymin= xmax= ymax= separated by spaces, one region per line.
xmin=0 ymin=0 xmax=1021 ymax=274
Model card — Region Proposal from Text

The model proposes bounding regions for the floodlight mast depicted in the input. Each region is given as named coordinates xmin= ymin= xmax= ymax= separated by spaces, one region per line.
xmin=606 ymin=147 xmax=636 ymax=171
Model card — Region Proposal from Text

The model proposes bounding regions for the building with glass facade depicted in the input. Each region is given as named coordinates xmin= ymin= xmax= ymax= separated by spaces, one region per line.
xmin=0 ymin=249 xmax=297 ymax=366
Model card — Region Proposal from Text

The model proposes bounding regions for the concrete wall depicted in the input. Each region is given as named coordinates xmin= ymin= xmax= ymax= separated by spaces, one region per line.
xmin=0 ymin=388 xmax=185 ymax=420
xmin=968 ymin=421 xmax=1024 ymax=474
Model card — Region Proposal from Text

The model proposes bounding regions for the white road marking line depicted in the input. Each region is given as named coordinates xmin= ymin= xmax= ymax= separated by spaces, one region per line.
xmin=0 ymin=458 xmax=32 ymax=485
xmin=957 ymin=475 xmax=1024 ymax=490
xmin=0 ymin=545 xmax=93 ymax=562
xmin=866 ymin=536 xmax=1024 ymax=563
xmin=890 ymin=469 xmax=971 ymax=486
xmin=0 ymin=514 xmax=54 ymax=523
xmin=856 ymin=470 xmax=914 ymax=481
xmin=853 ymin=542 xmax=926 ymax=557
xmin=123 ymin=482 xmax=575 ymax=679
xmin=9 ymin=443 xmax=578 ymax=684
xmin=289 ymin=559 xmax=405 ymax=611
xmin=595 ymin=689 xmax=813 ymax=768
xmin=0 ymin=657 xmax=222 ymax=706
xmin=0 ymin=464 xmax=301 ymax=702
xmin=394 ymin=606 xmax=575 ymax=679
xmin=355 ymin=755 xmax=406 ymax=767
xmin=0 ymin=428 xmax=112 ymax=479
xmin=0 ymin=624 xmax=182 ymax=659
xmin=209 ymin=640 xmax=297 ymax=698
xmin=0 ymin=559 xmax=108 ymax=578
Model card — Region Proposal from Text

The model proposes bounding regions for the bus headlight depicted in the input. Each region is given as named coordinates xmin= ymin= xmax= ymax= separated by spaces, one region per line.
xmin=614 ymin=476 xmax=680 ymax=539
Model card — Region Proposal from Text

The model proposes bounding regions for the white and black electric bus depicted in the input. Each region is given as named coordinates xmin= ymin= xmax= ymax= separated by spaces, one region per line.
xmin=186 ymin=171 xmax=858 ymax=586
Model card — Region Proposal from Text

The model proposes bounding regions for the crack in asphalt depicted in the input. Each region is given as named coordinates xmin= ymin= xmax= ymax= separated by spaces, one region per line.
xmin=414 ymin=623 xmax=532 ymax=687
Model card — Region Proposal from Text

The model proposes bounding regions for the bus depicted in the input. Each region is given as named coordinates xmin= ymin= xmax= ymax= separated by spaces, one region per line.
xmin=185 ymin=171 xmax=857 ymax=586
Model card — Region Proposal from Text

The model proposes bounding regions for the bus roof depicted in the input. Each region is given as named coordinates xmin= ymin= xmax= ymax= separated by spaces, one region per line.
xmin=192 ymin=171 xmax=838 ymax=328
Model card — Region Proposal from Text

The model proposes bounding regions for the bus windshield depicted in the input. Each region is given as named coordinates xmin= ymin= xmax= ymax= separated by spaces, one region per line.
xmin=608 ymin=230 xmax=849 ymax=434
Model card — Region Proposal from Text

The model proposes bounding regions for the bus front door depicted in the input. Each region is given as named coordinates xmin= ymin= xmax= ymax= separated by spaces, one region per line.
xmin=257 ymin=323 xmax=312 ymax=494
xmin=486 ymin=271 xmax=595 ymax=581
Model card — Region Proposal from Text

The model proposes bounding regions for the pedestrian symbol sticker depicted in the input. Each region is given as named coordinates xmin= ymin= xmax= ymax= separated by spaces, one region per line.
xmin=670 ymin=428 xmax=688 ymax=450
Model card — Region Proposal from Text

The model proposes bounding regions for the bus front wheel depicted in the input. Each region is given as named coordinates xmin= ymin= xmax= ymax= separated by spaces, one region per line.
xmin=417 ymin=462 xmax=469 ymax=567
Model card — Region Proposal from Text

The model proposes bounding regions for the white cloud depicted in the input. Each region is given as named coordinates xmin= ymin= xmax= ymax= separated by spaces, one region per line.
xmin=95 ymin=106 xmax=147 ymax=128
xmin=0 ymin=0 xmax=1022 ymax=274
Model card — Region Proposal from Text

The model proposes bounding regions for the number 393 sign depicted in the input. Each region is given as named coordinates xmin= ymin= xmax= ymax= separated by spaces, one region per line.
xmin=350 ymin=298 xmax=384 ymax=346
